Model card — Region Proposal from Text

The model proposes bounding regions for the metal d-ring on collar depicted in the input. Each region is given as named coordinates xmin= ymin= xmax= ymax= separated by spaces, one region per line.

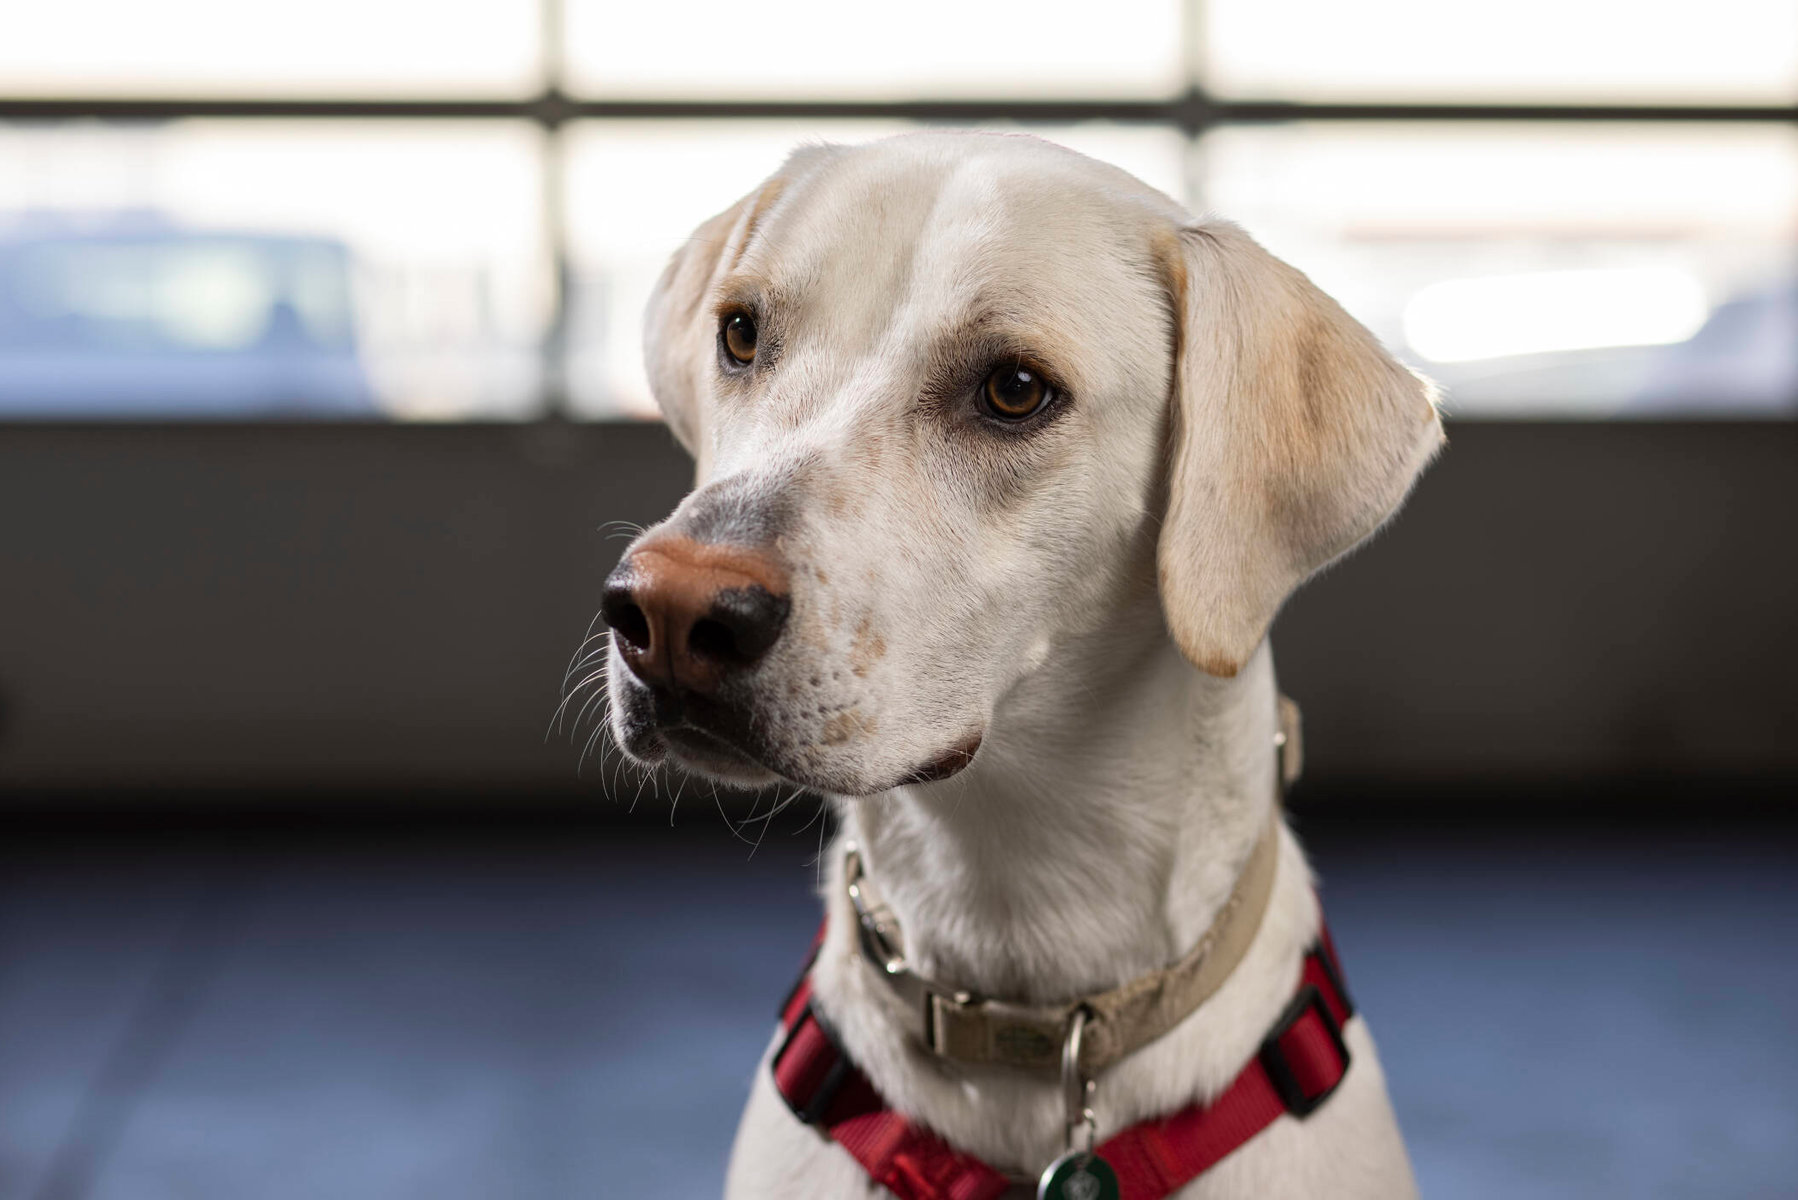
xmin=1060 ymin=1007 xmax=1098 ymax=1154
xmin=1037 ymin=1004 xmax=1121 ymax=1200
xmin=843 ymin=848 xmax=975 ymax=1040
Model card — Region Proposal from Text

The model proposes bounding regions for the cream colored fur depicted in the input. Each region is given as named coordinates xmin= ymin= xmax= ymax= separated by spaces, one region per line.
xmin=609 ymin=131 xmax=1442 ymax=1198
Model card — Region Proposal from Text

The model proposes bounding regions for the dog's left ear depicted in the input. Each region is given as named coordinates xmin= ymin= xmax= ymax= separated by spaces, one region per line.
xmin=1155 ymin=220 xmax=1444 ymax=678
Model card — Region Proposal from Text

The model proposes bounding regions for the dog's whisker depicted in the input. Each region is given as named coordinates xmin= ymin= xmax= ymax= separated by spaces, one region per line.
xmin=736 ymin=785 xmax=765 ymax=829
xmin=560 ymin=639 xmax=615 ymax=688
xmin=561 ymin=624 xmax=613 ymax=671
xmin=807 ymin=797 xmax=833 ymax=892
xmin=549 ymin=667 xmax=611 ymax=737
xmin=734 ymin=786 xmax=803 ymax=831
xmin=577 ymin=718 xmax=610 ymax=775
xmin=558 ymin=607 xmax=613 ymax=684
xmin=562 ymin=654 xmax=612 ymax=702
xmin=793 ymin=794 xmax=827 ymax=837
xmin=567 ymin=672 xmax=615 ymax=737
xmin=595 ymin=519 xmax=646 ymax=540
xmin=713 ymin=783 xmax=757 ymax=845
xmin=744 ymin=786 xmax=805 ymax=859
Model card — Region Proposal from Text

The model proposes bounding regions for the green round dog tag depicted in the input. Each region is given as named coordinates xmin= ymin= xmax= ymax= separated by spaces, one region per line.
xmin=1036 ymin=1151 xmax=1120 ymax=1200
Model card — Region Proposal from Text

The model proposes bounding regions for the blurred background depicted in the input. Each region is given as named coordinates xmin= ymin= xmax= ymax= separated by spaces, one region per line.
xmin=1 ymin=2 xmax=1794 ymax=1198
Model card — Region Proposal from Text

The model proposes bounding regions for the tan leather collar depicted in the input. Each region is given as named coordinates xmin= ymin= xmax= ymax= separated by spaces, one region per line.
xmin=844 ymin=699 xmax=1301 ymax=1077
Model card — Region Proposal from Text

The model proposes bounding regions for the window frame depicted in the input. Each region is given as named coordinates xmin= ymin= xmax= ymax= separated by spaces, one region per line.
xmin=2 ymin=0 xmax=1793 ymax=421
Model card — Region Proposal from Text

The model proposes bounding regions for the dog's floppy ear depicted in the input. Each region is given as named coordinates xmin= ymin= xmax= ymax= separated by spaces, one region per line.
xmin=1155 ymin=220 xmax=1443 ymax=677
xmin=641 ymin=187 xmax=768 ymax=473
xmin=644 ymin=145 xmax=842 ymax=473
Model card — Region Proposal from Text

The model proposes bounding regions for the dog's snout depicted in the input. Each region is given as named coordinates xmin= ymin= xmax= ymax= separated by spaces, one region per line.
xmin=604 ymin=537 xmax=790 ymax=696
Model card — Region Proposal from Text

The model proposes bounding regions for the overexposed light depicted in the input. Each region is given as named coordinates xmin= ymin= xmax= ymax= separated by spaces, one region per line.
xmin=566 ymin=0 xmax=1183 ymax=99
xmin=0 ymin=0 xmax=539 ymax=97
xmin=1206 ymin=0 xmax=1798 ymax=103
xmin=0 ymin=122 xmax=549 ymax=418
xmin=1403 ymin=268 xmax=1709 ymax=363
xmin=1202 ymin=124 xmax=1798 ymax=236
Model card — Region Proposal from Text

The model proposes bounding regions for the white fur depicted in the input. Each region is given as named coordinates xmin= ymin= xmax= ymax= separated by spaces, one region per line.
xmin=609 ymin=131 xmax=1440 ymax=1199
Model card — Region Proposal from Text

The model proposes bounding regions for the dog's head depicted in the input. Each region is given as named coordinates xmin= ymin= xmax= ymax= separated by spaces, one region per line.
xmin=600 ymin=132 xmax=1440 ymax=795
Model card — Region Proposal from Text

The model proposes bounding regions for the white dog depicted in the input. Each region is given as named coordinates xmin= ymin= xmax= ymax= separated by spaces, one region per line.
xmin=599 ymin=131 xmax=1441 ymax=1199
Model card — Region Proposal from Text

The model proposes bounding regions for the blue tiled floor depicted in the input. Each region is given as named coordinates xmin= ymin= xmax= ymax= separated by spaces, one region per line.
xmin=3 ymin=821 xmax=1794 ymax=1199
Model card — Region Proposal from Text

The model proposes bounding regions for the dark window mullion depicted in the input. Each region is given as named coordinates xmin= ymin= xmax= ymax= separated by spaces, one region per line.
xmin=540 ymin=0 xmax=572 ymax=418
xmin=1 ymin=96 xmax=1793 ymax=126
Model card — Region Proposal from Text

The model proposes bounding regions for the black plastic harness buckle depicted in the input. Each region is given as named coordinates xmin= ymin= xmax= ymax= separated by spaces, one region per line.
xmin=1258 ymin=983 xmax=1351 ymax=1118
xmin=772 ymin=999 xmax=854 ymax=1127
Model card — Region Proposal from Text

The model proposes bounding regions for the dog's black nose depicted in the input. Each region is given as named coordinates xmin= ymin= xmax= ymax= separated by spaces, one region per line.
xmin=603 ymin=536 xmax=790 ymax=696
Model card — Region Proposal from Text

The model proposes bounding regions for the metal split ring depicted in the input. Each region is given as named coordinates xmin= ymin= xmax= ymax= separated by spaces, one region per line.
xmin=1060 ymin=1006 xmax=1097 ymax=1154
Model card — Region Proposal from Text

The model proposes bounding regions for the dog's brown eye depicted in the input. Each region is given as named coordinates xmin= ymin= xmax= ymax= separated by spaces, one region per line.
xmin=981 ymin=364 xmax=1049 ymax=420
xmin=722 ymin=313 xmax=757 ymax=365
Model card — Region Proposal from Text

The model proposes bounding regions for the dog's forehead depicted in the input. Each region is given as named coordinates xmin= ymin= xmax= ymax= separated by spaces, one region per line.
xmin=744 ymin=136 xmax=1169 ymax=337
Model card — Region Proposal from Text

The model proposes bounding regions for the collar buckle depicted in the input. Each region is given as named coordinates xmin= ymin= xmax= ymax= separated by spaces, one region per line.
xmin=922 ymin=987 xmax=976 ymax=1057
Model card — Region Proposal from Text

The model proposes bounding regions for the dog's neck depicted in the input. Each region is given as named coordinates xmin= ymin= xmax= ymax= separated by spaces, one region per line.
xmin=839 ymin=625 xmax=1280 ymax=1007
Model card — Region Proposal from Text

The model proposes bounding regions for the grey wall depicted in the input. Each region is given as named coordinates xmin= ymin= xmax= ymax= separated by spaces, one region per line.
xmin=1274 ymin=422 xmax=1796 ymax=785
xmin=1 ymin=421 xmax=1792 ymax=800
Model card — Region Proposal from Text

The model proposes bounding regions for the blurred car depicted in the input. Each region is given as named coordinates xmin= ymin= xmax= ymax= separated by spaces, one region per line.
xmin=1628 ymin=277 xmax=1798 ymax=416
xmin=1386 ymin=261 xmax=1798 ymax=419
xmin=0 ymin=217 xmax=376 ymax=417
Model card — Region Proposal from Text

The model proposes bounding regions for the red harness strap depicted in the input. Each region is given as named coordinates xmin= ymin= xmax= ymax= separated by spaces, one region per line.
xmin=771 ymin=926 xmax=1356 ymax=1200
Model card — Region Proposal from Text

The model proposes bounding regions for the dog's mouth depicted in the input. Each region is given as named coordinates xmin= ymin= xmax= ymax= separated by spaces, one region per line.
xmin=613 ymin=680 xmax=782 ymax=785
xmin=807 ymin=731 xmax=985 ymax=796
xmin=887 ymin=733 xmax=984 ymax=789
xmin=658 ymin=723 xmax=983 ymax=796
xmin=611 ymin=664 xmax=985 ymax=795
xmin=661 ymin=723 xmax=777 ymax=779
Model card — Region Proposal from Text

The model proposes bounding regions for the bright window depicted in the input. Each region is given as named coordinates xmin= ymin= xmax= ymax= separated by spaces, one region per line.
xmin=1 ymin=0 xmax=1791 ymax=420
xmin=1198 ymin=124 xmax=1798 ymax=416
xmin=1204 ymin=0 xmax=1798 ymax=103
xmin=0 ymin=122 xmax=548 ymax=418
xmin=564 ymin=0 xmax=1185 ymax=100
xmin=0 ymin=1 xmax=541 ymax=97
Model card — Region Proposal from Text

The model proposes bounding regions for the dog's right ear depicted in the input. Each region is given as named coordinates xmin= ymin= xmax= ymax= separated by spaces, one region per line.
xmin=644 ymin=143 xmax=845 ymax=475
xmin=1154 ymin=220 xmax=1444 ymax=679
xmin=641 ymin=187 xmax=768 ymax=476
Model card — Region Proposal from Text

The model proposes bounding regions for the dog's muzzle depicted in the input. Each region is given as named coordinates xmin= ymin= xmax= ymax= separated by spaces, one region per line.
xmin=602 ymin=534 xmax=790 ymax=758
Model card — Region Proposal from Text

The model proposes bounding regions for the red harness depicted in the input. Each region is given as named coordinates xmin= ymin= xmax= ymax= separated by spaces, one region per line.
xmin=771 ymin=926 xmax=1355 ymax=1200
